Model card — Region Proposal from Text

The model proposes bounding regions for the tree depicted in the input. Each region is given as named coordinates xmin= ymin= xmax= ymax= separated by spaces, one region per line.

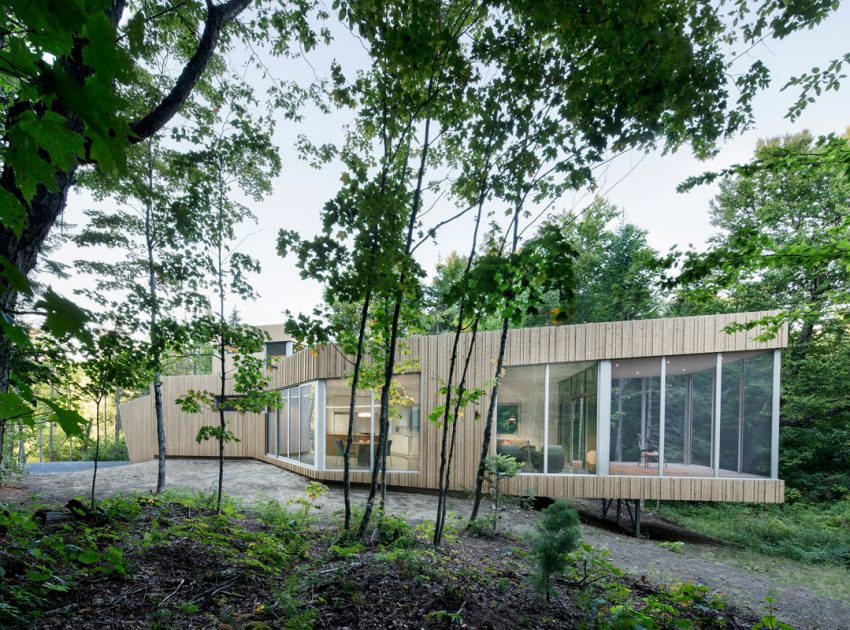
xmin=0 ymin=0 xmax=321 ymax=474
xmin=72 ymin=325 xmax=144 ymax=509
xmin=524 ymin=200 xmax=662 ymax=326
xmin=423 ymin=252 xmax=470 ymax=334
xmin=528 ymin=500 xmax=581 ymax=603
xmin=174 ymin=94 xmax=280 ymax=514
xmin=671 ymin=132 xmax=850 ymax=500
xmin=674 ymin=132 xmax=850 ymax=344
xmin=74 ymin=139 xmax=210 ymax=492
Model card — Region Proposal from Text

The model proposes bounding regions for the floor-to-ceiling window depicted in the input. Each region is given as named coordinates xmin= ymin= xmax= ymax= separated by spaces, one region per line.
xmin=496 ymin=365 xmax=546 ymax=472
xmin=325 ymin=378 xmax=372 ymax=470
xmin=388 ymin=373 xmax=421 ymax=471
xmin=610 ymin=351 xmax=776 ymax=478
xmin=497 ymin=361 xmax=597 ymax=474
xmin=719 ymin=351 xmax=773 ymax=478
xmin=267 ymin=382 xmax=317 ymax=467
xmin=610 ymin=358 xmax=662 ymax=476
xmin=663 ymin=354 xmax=716 ymax=477
xmin=297 ymin=383 xmax=316 ymax=465
xmin=323 ymin=373 xmax=421 ymax=472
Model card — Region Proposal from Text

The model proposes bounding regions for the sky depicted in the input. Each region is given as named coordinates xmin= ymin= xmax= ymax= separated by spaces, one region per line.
xmin=54 ymin=5 xmax=850 ymax=329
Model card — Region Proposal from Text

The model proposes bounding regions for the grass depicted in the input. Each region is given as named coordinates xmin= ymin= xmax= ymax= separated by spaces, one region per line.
xmin=706 ymin=545 xmax=850 ymax=603
xmin=655 ymin=497 xmax=850 ymax=567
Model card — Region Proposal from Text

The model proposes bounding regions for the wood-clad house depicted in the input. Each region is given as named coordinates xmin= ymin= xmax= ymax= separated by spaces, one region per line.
xmin=122 ymin=312 xmax=787 ymax=504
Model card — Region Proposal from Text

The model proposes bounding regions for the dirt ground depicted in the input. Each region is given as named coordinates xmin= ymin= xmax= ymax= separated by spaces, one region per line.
xmin=11 ymin=458 xmax=850 ymax=630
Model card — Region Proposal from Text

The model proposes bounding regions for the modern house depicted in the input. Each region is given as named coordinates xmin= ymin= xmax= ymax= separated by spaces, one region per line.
xmin=122 ymin=312 xmax=786 ymax=504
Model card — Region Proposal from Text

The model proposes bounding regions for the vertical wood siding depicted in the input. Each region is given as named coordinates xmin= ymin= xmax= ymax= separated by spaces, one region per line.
xmin=123 ymin=312 xmax=787 ymax=502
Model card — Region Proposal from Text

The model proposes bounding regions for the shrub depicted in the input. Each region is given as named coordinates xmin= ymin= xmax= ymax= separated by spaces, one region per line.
xmin=527 ymin=500 xmax=581 ymax=601
xmin=378 ymin=513 xmax=415 ymax=549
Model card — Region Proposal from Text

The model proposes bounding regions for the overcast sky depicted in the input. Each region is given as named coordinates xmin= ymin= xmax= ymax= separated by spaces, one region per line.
xmin=54 ymin=6 xmax=850 ymax=329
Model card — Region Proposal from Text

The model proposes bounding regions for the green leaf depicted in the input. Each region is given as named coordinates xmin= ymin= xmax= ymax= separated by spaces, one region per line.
xmin=77 ymin=549 xmax=99 ymax=565
xmin=0 ymin=255 xmax=32 ymax=295
xmin=40 ymin=397 xmax=87 ymax=437
xmin=34 ymin=289 xmax=92 ymax=345
xmin=0 ymin=315 xmax=31 ymax=348
xmin=0 ymin=391 xmax=34 ymax=421
xmin=126 ymin=11 xmax=145 ymax=54
xmin=0 ymin=188 xmax=28 ymax=237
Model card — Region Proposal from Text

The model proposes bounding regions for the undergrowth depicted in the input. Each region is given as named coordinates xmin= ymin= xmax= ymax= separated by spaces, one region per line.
xmin=656 ymin=498 xmax=850 ymax=567
xmin=0 ymin=489 xmax=796 ymax=629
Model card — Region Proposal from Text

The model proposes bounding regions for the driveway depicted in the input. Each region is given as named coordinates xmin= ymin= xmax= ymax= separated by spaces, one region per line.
xmin=17 ymin=458 xmax=850 ymax=630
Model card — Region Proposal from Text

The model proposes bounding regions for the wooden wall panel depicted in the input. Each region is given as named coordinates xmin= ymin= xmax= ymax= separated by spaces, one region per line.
xmin=123 ymin=312 xmax=787 ymax=502
xmin=122 ymin=375 xmax=265 ymax=463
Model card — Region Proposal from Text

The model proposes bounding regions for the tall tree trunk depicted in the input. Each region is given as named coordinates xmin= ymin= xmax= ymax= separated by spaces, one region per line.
xmin=469 ymin=316 xmax=509 ymax=524
xmin=469 ymin=208 xmax=521 ymax=524
xmin=145 ymin=144 xmax=167 ymax=493
xmin=49 ymin=383 xmax=54 ymax=461
xmin=435 ymin=318 xmax=479 ymax=546
xmin=344 ymin=287 xmax=371 ymax=530
xmin=114 ymin=386 xmax=122 ymax=445
xmin=90 ymin=400 xmax=101 ymax=510
xmin=215 ymin=157 xmax=227 ymax=515
xmin=358 ymin=117 xmax=432 ymax=539
xmin=16 ymin=419 xmax=24 ymax=465
xmin=434 ymin=180 xmax=487 ymax=547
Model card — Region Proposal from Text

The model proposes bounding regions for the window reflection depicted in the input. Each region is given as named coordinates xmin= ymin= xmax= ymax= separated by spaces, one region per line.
xmin=497 ymin=361 xmax=597 ymax=474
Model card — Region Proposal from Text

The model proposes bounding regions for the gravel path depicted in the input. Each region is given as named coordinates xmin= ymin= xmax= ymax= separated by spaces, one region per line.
xmin=25 ymin=461 xmax=130 ymax=474
xmin=16 ymin=458 xmax=850 ymax=629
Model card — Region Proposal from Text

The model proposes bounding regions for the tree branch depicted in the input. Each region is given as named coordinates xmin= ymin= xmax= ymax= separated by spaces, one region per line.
xmin=128 ymin=0 xmax=252 ymax=142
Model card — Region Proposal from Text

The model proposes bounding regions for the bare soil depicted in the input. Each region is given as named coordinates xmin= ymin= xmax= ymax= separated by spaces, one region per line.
xmin=10 ymin=458 xmax=850 ymax=629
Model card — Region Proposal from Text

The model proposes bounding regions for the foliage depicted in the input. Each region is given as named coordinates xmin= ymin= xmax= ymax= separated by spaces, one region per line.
xmin=658 ymin=541 xmax=685 ymax=554
xmin=479 ymin=453 xmax=522 ymax=533
xmin=753 ymin=597 xmax=796 ymax=630
xmin=523 ymin=199 xmax=663 ymax=327
xmin=527 ymin=500 xmax=581 ymax=601
xmin=656 ymin=499 xmax=850 ymax=567
xmin=671 ymin=132 xmax=850 ymax=338
xmin=564 ymin=543 xmax=623 ymax=587
xmin=0 ymin=0 xmax=325 ymax=474
xmin=287 ymin=481 xmax=328 ymax=520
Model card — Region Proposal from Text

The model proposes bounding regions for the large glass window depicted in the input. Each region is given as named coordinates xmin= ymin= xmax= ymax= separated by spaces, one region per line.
xmin=610 ymin=358 xmax=662 ymax=476
xmin=323 ymin=373 xmax=421 ymax=472
xmin=298 ymin=383 xmax=316 ymax=465
xmin=719 ymin=351 xmax=773 ymax=477
xmin=611 ymin=351 xmax=775 ymax=479
xmin=550 ymin=362 xmax=597 ymax=474
xmin=388 ymin=373 xmax=421 ymax=471
xmin=325 ymin=378 xmax=372 ymax=470
xmin=496 ymin=362 xmax=596 ymax=474
xmin=663 ymin=354 xmax=716 ymax=478
xmin=288 ymin=389 xmax=300 ymax=461
xmin=496 ymin=365 xmax=546 ymax=472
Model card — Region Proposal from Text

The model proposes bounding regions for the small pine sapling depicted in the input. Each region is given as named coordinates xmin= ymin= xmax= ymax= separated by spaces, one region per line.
xmin=528 ymin=500 xmax=581 ymax=602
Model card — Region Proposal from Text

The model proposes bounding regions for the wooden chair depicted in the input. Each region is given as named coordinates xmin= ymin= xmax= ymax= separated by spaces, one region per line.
xmin=637 ymin=432 xmax=660 ymax=468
